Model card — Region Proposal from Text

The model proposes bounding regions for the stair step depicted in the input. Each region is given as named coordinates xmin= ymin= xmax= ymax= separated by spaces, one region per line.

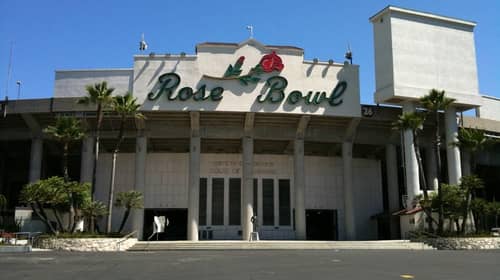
xmin=128 ymin=240 xmax=435 ymax=251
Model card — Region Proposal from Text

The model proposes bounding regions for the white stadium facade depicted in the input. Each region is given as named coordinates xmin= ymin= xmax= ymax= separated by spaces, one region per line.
xmin=1 ymin=6 xmax=499 ymax=241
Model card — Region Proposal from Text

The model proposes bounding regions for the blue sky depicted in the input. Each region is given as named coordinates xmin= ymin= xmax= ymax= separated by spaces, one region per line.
xmin=1 ymin=0 xmax=499 ymax=105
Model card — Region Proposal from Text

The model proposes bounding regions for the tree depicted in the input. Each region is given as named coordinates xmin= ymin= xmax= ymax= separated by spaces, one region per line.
xmin=78 ymin=81 xmax=114 ymax=198
xmin=457 ymin=175 xmax=483 ymax=234
xmin=81 ymin=201 xmax=107 ymax=234
xmin=429 ymin=176 xmax=483 ymax=235
xmin=105 ymin=93 xmax=144 ymax=233
xmin=0 ymin=194 xmax=6 ymax=209
xmin=420 ymin=89 xmax=455 ymax=234
xmin=470 ymin=198 xmax=488 ymax=233
xmin=486 ymin=201 xmax=500 ymax=228
xmin=44 ymin=116 xmax=85 ymax=231
xmin=19 ymin=177 xmax=90 ymax=234
xmin=454 ymin=128 xmax=492 ymax=234
xmin=431 ymin=184 xmax=464 ymax=234
xmin=114 ymin=191 xmax=143 ymax=233
xmin=455 ymin=127 xmax=490 ymax=174
xmin=393 ymin=112 xmax=435 ymax=231
xmin=0 ymin=194 xmax=6 ymax=226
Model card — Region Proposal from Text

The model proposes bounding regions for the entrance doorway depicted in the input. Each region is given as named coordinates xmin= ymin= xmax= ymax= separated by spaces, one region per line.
xmin=306 ymin=209 xmax=338 ymax=240
xmin=143 ymin=209 xmax=187 ymax=240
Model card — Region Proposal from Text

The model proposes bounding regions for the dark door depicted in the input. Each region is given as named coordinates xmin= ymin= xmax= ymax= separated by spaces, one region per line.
xmin=306 ymin=209 xmax=338 ymax=240
xmin=143 ymin=209 xmax=188 ymax=240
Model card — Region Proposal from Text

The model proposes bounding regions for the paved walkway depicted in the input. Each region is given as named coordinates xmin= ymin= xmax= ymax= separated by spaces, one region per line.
xmin=1 ymin=250 xmax=499 ymax=280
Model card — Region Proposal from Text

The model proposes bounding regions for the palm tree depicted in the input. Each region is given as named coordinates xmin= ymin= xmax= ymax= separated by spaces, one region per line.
xmin=106 ymin=93 xmax=144 ymax=233
xmin=114 ymin=191 xmax=143 ymax=233
xmin=44 ymin=116 xmax=85 ymax=231
xmin=81 ymin=200 xmax=107 ymax=234
xmin=78 ymin=81 xmax=114 ymax=198
xmin=456 ymin=127 xmax=490 ymax=174
xmin=420 ymin=89 xmax=455 ymax=234
xmin=44 ymin=117 xmax=85 ymax=182
xmin=457 ymin=175 xmax=484 ymax=234
xmin=393 ymin=112 xmax=434 ymax=231
xmin=455 ymin=128 xmax=491 ymax=234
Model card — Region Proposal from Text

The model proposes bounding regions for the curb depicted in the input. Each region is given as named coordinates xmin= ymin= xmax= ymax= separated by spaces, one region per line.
xmin=0 ymin=245 xmax=32 ymax=253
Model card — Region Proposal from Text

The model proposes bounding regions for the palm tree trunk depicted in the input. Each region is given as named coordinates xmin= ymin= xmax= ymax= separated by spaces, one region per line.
xmin=413 ymin=134 xmax=434 ymax=232
xmin=118 ymin=209 xmax=130 ymax=233
xmin=63 ymin=142 xmax=76 ymax=232
xmin=461 ymin=155 xmax=477 ymax=235
xmin=89 ymin=217 xmax=95 ymax=234
xmin=106 ymin=115 xmax=126 ymax=233
xmin=416 ymin=157 xmax=435 ymax=232
xmin=434 ymin=111 xmax=444 ymax=235
xmin=473 ymin=213 xmax=480 ymax=233
xmin=461 ymin=191 xmax=471 ymax=235
xmin=91 ymin=104 xmax=103 ymax=199
xmin=106 ymin=152 xmax=117 ymax=233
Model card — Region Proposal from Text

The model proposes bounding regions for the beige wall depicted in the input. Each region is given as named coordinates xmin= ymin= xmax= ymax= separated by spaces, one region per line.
xmin=477 ymin=95 xmax=500 ymax=121
xmin=133 ymin=40 xmax=361 ymax=117
xmin=95 ymin=152 xmax=383 ymax=239
xmin=54 ymin=69 xmax=133 ymax=98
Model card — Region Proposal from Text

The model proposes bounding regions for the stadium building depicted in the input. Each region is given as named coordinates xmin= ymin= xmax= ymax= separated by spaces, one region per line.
xmin=1 ymin=6 xmax=499 ymax=241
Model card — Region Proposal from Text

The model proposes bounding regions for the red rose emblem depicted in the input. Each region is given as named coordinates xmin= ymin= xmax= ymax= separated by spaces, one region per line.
xmin=259 ymin=51 xmax=284 ymax=72
xmin=236 ymin=56 xmax=245 ymax=65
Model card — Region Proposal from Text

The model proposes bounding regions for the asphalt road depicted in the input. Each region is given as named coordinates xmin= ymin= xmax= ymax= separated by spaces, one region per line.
xmin=1 ymin=250 xmax=499 ymax=280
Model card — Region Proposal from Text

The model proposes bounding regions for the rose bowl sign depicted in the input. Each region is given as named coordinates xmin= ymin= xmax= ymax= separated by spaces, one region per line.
xmin=135 ymin=40 xmax=361 ymax=117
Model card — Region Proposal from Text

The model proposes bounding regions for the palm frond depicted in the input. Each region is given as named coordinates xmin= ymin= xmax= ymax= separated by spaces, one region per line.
xmin=455 ymin=127 xmax=490 ymax=152
xmin=420 ymin=89 xmax=455 ymax=112
xmin=44 ymin=116 xmax=85 ymax=142
xmin=392 ymin=112 xmax=426 ymax=132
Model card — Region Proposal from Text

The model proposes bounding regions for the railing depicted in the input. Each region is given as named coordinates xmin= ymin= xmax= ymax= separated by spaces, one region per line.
xmin=116 ymin=230 xmax=138 ymax=251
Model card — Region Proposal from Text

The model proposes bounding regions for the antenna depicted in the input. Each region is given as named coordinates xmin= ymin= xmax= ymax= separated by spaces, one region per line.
xmin=246 ymin=25 xmax=254 ymax=38
xmin=4 ymin=41 xmax=13 ymax=100
xmin=3 ymin=42 xmax=13 ymax=118
xmin=139 ymin=33 xmax=148 ymax=51
xmin=345 ymin=43 xmax=353 ymax=64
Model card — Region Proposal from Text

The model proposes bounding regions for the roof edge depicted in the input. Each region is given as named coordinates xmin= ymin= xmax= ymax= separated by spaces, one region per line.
xmin=370 ymin=5 xmax=476 ymax=27
xmin=55 ymin=68 xmax=133 ymax=73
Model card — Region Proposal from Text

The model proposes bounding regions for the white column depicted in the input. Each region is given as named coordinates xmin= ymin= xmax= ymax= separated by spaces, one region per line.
xmin=343 ymin=141 xmax=356 ymax=240
xmin=402 ymin=102 xmax=420 ymax=208
xmin=223 ymin=178 xmax=229 ymax=226
xmin=187 ymin=134 xmax=200 ymax=241
xmin=273 ymin=178 xmax=279 ymax=227
xmin=80 ymin=137 xmax=94 ymax=184
xmin=425 ymin=147 xmax=438 ymax=190
xmin=445 ymin=107 xmax=462 ymax=185
xmin=133 ymin=135 xmax=147 ymax=240
xmin=29 ymin=136 xmax=43 ymax=183
xmin=241 ymin=136 xmax=254 ymax=240
xmin=294 ymin=139 xmax=306 ymax=240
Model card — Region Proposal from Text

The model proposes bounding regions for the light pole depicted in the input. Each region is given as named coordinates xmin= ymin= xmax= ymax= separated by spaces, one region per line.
xmin=16 ymin=80 xmax=21 ymax=100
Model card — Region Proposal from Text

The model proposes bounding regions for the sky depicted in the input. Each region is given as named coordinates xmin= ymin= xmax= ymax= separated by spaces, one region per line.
xmin=1 ymin=0 xmax=499 ymax=105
